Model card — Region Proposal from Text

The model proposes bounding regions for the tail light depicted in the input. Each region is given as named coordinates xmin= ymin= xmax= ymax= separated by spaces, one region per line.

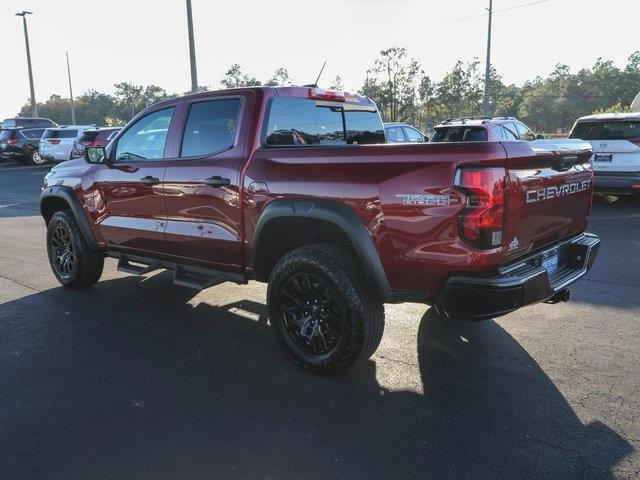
xmin=308 ymin=88 xmax=345 ymax=102
xmin=455 ymin=167 xmax=506 ymax=249
xmin=7 ymin=139 xmax=18 ymax=145
xmin=49 ymin=139 xmax=60 ymax=145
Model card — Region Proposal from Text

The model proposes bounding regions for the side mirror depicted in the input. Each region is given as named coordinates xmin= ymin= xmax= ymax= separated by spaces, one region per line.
xmin=85 ymin=146 xmax=108 ymax=165
xmin=536 ymin=133 xmax=545 ymax=140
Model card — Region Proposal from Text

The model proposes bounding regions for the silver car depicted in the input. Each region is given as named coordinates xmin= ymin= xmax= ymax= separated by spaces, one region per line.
xmin=39 ymin=125 xmax=93 ymax=162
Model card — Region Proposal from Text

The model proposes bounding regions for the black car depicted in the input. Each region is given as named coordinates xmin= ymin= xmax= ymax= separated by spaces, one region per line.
xmin=1 ymin=117 xmax=57 ymax=129
xmin=0 ymin=127 xmax=48 ymax=165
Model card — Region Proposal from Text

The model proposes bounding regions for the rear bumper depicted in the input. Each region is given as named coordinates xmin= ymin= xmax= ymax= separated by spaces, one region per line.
xmin=436 ymin=233 xmax=600 ymax=320
xmin=594 ymin=171 xmax=640 ymax=194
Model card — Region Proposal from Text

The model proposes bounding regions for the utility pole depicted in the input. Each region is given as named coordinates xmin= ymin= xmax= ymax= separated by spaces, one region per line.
xmin=15 ymin=11 xmax=37 ymax=117
xmin=186 ymin=0 xmax=198 ymax=93
xmin=66 ymin=51 xmax=76 ymax=124
xmin=482 ymin=0 xmax=493 ymax=117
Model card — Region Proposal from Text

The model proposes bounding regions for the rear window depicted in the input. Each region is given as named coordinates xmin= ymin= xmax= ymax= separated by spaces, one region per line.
xmin=43 ymin=129 xmax=78 ymax=139
xmin=77 ymin=131 xmax=100 ymax=144
xmin=569 ymin=121 xmax=640 ymax=140
xmin=0 ymin=129 xmax=16 ymax=141
xmin=264 ymin=98 xmax=385 ymax=146
xmin=431 ymin=126 xmax=487 ymax=142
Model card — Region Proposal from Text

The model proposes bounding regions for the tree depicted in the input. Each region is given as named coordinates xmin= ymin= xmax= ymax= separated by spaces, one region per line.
xmin=221 ymin=64 xmax=262 ymax=88
xmin=329 ymin=75 xmax=344 ymax=90
xmin=360 ymin=47 xmax=423 ymax=123
xmin=265 ymin=68 xmax=291 ymax=86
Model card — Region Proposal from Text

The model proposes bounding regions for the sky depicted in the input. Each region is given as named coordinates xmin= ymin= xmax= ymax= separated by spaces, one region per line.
xmin=1 ymin=0 xmax=638 ymax=117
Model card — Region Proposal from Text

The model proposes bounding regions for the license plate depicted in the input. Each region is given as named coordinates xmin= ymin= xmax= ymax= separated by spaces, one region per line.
xmin=594 ymin=154 xmax=612 ymax=162
xmin=542 ymin=253 xmax=559 ymax=274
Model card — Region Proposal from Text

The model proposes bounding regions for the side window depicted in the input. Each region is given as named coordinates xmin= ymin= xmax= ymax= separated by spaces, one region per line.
xmin=515 ymin=122 xmax=535 ymax=141
xmin=21 ymin=128 xmax=44 ymax=139
xmin=115 ymin=107 xmax=174 ymax=162
xmin=107 ymin=130 xmax=120 ymax=141
xmin=502 ymin=123 xmax=519 ymax=140
xmin=386 ymin=126 xmax=406 ymax=142
xmin=403 ymin=127 xmax=423 ymax=142
xmin=181 ymin=99 xmax=241 ymax=157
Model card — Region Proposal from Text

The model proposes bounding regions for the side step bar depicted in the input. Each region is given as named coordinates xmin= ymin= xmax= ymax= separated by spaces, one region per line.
xmin=112 ymin=252 xmax=247 ymax=290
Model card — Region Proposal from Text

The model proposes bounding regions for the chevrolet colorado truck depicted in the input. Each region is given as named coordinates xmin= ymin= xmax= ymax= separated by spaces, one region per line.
xmin=40 ymin=86 xmax=600 ymax=374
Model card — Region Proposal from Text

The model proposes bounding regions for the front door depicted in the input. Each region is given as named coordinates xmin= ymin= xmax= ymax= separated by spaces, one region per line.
xmin=161 ymin=95 xmax=250 ymax=271
xmin=93 ymin=107 xmax=175 ymax=253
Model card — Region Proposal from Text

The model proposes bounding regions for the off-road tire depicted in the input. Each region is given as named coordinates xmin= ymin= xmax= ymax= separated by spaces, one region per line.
xmin=46 ymin=210 xmax=103 ymax=288
xmin=267 ymin=243 xmax=385 ymax=375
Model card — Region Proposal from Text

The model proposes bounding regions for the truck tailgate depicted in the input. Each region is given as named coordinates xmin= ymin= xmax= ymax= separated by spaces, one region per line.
xmin=501 ymin=141 xmax=594 ymax=260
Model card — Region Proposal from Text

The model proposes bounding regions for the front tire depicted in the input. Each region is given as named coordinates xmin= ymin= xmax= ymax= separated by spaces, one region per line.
xmin=267 ymin=244 xmax=385 ymax=375
xmin=46 ymin=210 xmax=104 ymax=288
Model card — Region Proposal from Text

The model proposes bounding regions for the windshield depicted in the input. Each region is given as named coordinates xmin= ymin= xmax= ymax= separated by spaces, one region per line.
xmin=569 ymin=120 xmax=640 ymax=140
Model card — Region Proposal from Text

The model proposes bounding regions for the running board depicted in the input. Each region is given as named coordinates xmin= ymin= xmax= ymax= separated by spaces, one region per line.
xmin=111 ymin=252 xmax=246 ymax=290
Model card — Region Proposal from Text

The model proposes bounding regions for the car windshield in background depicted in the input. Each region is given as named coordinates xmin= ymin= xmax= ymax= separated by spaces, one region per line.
xmin=264 ymin=98 xmax=385 ymax=146
xmin=44 ymin=129 xmax=78 ymax=139
xmin=431 ymin=126 xmax=487 ymax=142
xmin=570 ymin=121 xmax=640 ymax=140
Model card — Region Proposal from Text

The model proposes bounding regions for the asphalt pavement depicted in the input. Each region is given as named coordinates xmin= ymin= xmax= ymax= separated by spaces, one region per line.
xmin=0 ymin=160 xmax=638 ymax=480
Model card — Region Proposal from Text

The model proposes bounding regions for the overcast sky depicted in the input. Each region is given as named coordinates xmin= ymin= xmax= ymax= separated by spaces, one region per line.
xmin=1 ymin=0 xmax=637 ymax=117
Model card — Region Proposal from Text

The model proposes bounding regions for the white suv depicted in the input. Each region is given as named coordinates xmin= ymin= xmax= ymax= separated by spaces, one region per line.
xmin=569 ymin=113 xmax=640 ymax=194
xmin=39 ymin=125 xmax=94 ymax=162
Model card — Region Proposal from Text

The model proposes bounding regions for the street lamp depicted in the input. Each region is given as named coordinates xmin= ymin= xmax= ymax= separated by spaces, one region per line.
xmin=15 ymin=11 xmax=37 ymax=117
xmin=185 ymin=0 xmax=198 ymax=93
xmin=482 ymin=0 xmax=493 ymax=117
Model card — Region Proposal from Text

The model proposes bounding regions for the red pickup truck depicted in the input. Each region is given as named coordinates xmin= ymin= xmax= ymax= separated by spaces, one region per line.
xmin=40 ymin=86 xmax=600 ymax=374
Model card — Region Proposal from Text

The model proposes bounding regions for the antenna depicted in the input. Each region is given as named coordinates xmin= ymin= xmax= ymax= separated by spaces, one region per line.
xmin=314 ymin=60 xmax=327 ymax=86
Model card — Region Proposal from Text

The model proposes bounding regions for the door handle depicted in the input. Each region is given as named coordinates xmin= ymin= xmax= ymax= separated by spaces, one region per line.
xmin=140 ymin=175 xmax=160 ymax=186
xmin=204 ymin=176 xmax=231 ymax=187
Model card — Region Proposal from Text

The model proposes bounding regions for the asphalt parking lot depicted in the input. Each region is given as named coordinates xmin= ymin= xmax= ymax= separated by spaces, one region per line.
xmin=0 ymin=160 xmax=638 ymax=480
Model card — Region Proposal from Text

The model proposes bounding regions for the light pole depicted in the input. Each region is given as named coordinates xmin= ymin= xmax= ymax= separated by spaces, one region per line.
xmin=66 ymin=51 xmax=76 ymax=124
xmin=186 ymin=0 xmax=198 ymax=93
xmin=16 ymin=11 xmax=37 ymax=117
xmin=482 ymin=0 xmax=493 ymax=117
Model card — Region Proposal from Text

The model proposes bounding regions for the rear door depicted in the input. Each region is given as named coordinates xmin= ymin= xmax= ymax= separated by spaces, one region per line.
xmin=160 ymin=94 xmax=251 ymax=270
xmin=570 ymin=119 xmax=640 ymax=172
xmin=93 ymin=107 xmax=175 ymax=252
xmin=501 ymin=142 xmax=594 ymax=258
xmin=42 ymin=129 xmax=78 ymax=160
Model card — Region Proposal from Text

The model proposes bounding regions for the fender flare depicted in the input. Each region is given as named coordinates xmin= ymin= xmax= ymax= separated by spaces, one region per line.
xmin=253 ymin=199 xmax=391 ymax=301
xmin=40 ymin=185 xmax=99 ymax=250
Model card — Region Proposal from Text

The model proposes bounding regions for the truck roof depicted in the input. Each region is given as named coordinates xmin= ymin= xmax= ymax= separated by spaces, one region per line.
xmin=576 ymin=112 xmax=640 ymax=122
xmin=154 ymin=86 xmax=376 ymax=109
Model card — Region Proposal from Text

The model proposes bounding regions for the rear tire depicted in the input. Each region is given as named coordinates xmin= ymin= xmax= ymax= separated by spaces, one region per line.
xmin=46 ymin=210 xmax=104 ymax=288
xmin=267 ymin=244 xmax=385 ymax=375
xmin=30 ymin=149 xmax=46 ymax=165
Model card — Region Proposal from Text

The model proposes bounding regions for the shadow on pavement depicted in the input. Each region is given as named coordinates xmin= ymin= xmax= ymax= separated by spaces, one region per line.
xmin=0 ymin=273 xmax=633 ymax=479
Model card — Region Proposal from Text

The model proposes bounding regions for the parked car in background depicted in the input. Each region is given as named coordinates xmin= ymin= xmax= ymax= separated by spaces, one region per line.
xmin=0 ymin=127 xmax=48 ymax=164
xmin=39 ymin=125 xmax=94 ymax=162
xmin=2 ymin=117 xmax=57 ymax=129
xmin=384 ymin=122 xmax=425 ymax=143
xmin=569 ymin=113 xmax=640 ymax=194
xmin=430 ymin=117 xmax=542 ymax=142
xmin=70 ymin=127 xmax=121 ymax=159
